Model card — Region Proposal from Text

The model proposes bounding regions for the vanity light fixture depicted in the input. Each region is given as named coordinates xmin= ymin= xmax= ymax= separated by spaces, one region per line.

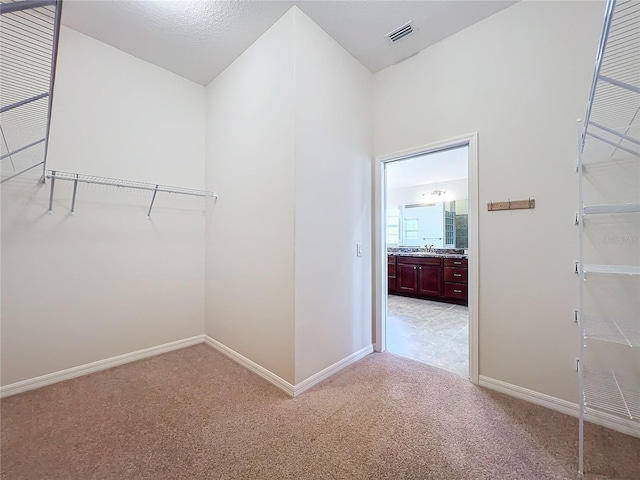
xmin=422 ymin=189 xmax=447 ymax=198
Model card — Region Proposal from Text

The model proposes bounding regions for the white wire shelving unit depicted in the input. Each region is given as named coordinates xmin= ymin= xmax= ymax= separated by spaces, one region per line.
xmin=45 ymin=170 xmax=218 ymax=218
xmin=576 ymin=0 xmax=640 ymax=474
xmin=582 ymin=264 xmax=640 ymax=275
xmin=0 ymin=0 xmax=62 ymax=183
xmin=582 ymin=203 xmax=640 ymax=215
xmin=583 ymin=314 xmax=640 ymax=347
xmin=583 ymin=368 xmax=640 ymax=419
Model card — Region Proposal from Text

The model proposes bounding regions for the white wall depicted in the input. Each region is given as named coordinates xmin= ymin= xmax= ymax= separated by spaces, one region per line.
xmin=47 ymin=28 xmax=205 ymax=188
xmin=204 ymin=7 xmax=373 ymax=386
xmin=374 ymin=1 xmax=605 ymax=402
xmin=293 ymin=9 xmax=373 ymax=384
xmin=204 ymin=11 xmax=297 ymax=383
xmin=1 ymin=27 xmax=207 ymax=385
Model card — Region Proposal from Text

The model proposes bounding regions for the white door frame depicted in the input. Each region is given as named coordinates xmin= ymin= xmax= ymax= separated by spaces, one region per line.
xmin=373 ymin=133 xmax=479 ymax=384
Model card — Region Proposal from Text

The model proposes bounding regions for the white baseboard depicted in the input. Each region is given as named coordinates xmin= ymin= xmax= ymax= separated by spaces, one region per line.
xmin=203 ymin=335 xmax=295 ymax=396
xmin=1 ymin=334 xmax=373 ymax=402
xmin=293 ymin=344 xmax=374 ymax=397
xmin=479 ymin=375 xmax=639 ymax=438
xmin=203 ymin=335 xmax=373 ymax=398
xmin=0 ymin=335 xmax=204 ymax=399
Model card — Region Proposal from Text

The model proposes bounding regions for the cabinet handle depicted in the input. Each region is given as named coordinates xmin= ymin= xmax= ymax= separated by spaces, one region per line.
xmin=453 ymin=273 xmax=462 ymax=277
xmin=454 ymin=289 xmax=462 ymax=293
xmin=414 ymin=266 xmax=417 ymax=270
xmin=453 ymin=261 xmax=462 ymax=265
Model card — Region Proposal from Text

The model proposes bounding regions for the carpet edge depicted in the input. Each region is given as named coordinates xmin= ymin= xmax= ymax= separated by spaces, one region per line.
xmin=479 ymin=375 xmax=640 ymax=438
xmin=293 ymin=344 xmax=374 ymax=397
xmin=202 ymin=336 xmax=374 ymax=398
xmin=0 ymin=335 xmax=205 ymax=398
xmin=203 ymin=335 xmax=295 ymax=397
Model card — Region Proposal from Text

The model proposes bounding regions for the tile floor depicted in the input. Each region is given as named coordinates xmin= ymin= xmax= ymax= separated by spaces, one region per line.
xmin=386 ymin=295 xmax=469 ymax=377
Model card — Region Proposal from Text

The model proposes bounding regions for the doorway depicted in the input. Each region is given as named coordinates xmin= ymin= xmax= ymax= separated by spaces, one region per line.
xmin=373 ymin=134 xmax=479 ymax=383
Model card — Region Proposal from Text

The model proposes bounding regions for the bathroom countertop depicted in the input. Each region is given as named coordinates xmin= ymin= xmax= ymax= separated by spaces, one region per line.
xmin=390 ymin=252 xmax=468 ymax=259
xmin=387 ymin=247 xmax=467 ymax=259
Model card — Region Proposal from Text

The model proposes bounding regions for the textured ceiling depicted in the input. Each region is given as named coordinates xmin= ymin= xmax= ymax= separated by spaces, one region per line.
xmin=61 ymin=1 xmax=517 ymax=86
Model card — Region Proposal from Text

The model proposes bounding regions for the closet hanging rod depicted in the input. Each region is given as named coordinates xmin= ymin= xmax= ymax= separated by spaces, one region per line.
xmin=45 ymin=170 xmax=218 ymax=198
xmin=45 ymin=170 xmax=217 ymax=217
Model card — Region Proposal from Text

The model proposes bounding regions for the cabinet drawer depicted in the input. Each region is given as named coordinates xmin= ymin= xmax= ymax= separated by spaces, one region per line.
xmin=444 ymin=258 xmax=468 ymax=268
xmin=444 ymin=283 xmax=467 ymax=299
xmin=444 ymin=267 xmax=467 ymax=284
xmin=397 ymin=256 xmax=441 ymax=266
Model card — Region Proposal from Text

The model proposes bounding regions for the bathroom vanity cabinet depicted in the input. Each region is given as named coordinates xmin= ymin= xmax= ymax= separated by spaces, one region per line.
xmin=388 ymin=254 xmax=467 ymax=305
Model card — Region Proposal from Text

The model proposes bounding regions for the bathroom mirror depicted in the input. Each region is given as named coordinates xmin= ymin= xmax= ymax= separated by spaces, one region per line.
xmin=386 ymin=200 xmax=468 ymax=249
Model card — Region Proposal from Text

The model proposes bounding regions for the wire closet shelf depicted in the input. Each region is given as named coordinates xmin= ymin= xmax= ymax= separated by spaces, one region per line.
xmin=45 ymin=170 xmax=218 ymax=218
xmin=1 ymin=1 xmax=218 ymax=217
xmin=576 ymin=0 xmax=640 ymax=475
xmin=0 ymin=0 xmax=62 ymax=184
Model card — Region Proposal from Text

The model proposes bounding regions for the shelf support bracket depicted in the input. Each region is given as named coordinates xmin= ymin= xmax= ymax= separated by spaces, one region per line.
xmin=70 ymin=174 xmax=79 ymax=214
xmin=48 ymin=170 xmax=56 ymax=213
xmin=147 ymin=185 xmax=159 ymax=219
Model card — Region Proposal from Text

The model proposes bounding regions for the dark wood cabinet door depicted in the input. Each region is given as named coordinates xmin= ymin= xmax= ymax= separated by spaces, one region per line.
xmin=388 ymin=263 xmax=397 ymax=277
xmin=388 ymin=257 xmax=397 ymax=278
xmin=396 ymin=262 xmax=418 ymax=293
xmin=388 ymin=256 xmax=397 ymax=292
xmin=417 ymin=265 xmax=441 ymax=296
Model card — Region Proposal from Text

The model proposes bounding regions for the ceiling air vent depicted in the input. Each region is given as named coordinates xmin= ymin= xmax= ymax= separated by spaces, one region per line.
xmin=385 ymin=21 xmax=414 ymax=43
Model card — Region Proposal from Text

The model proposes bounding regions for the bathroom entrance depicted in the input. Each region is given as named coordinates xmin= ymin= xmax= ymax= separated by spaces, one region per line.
xmin=374 ymin=135 xmax=478 ymax=382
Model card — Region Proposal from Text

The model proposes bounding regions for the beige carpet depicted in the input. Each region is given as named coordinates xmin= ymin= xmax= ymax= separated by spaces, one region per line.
xmin=1 ymin=344 xmax=638 ymax=479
